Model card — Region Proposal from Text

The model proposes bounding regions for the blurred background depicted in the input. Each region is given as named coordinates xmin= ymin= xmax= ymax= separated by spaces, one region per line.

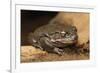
xmin=21 ymin=10 xmax=58 ymax=45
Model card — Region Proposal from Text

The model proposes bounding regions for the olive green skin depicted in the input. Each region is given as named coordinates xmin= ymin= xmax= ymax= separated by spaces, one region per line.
xmin=29 ymin=22 xmax=78 ymax=55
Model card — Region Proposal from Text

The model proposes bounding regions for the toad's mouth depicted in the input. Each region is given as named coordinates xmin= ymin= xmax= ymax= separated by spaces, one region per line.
xmin=51 ymin=35 xmax=78 ymax=44
xmin=52 ymin=39 xmax=77 ymax=45
xmin=50 ymin=38 xmax=77 ymax=47
xmin=56 ymin=39 xmax=76 ymax=43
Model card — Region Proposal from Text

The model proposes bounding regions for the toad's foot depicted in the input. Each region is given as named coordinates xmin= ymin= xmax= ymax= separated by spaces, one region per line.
xmin=54 ymin=47 xmax=64 ymax=56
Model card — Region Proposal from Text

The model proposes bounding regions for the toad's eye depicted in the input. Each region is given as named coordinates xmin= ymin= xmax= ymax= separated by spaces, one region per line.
xmin=67 ymin=31 xmax=71 ymax=34
xmin=65 ymin=32 xmax=70 ymax=36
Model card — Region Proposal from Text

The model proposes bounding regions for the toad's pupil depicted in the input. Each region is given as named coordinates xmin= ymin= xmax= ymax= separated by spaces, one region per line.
xmin=64 ymin=32 xmax=69 ymax=36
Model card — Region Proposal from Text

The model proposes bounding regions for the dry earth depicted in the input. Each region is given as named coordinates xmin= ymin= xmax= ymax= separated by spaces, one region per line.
xmin=21 ymin=46 xmax=89 ymax=63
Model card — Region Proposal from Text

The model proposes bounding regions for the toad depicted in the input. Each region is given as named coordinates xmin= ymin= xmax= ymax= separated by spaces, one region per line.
xmin=28 ymin=20 xmax=78 ymax=55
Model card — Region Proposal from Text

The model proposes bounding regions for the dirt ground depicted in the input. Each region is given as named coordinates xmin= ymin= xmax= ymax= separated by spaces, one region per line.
xmin=21 ymin=46 xmax=89 ymax=63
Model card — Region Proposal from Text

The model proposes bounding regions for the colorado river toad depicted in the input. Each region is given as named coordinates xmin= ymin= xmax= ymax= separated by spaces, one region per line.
xmin=28 ymin=21 xmax=78 ymax=55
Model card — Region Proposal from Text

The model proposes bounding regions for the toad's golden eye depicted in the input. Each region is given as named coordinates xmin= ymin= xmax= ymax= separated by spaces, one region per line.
xmin=66 ymin=31 xmax=70 ymax=35
xmin=60 ymin=31 xmax=66 ymax=37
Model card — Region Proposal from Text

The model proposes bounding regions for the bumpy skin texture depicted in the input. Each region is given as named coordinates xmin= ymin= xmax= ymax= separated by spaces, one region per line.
xmin=28 ymin=20 xmax=78 ymax=55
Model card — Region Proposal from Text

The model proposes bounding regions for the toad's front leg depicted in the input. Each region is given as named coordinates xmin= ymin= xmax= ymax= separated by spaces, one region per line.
xmin=31 ymin=39 xmax=44 ymax=50
xmin=54 ymin=47 xmax=64 ymax=56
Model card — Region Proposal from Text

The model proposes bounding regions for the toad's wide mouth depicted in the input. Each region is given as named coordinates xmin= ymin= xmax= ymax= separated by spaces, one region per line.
xmin=50 ymin=38 xmax=77 ymax=47
xmin=53 ymin=39 xmax=77 ymax=45
xmin=55 ymin=39 xmax=77 ymax=44
xmin=51 ymin=35 xmax=78 ymax=44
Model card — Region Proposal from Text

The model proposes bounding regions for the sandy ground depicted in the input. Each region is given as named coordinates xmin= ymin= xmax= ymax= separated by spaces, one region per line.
xmin=21 ymin=46 xmax=89 ymax=63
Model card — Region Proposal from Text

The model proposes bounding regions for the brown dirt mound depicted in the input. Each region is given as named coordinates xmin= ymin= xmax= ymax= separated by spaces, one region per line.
xmin=21 ymin=46 xmax=89 ymax=63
